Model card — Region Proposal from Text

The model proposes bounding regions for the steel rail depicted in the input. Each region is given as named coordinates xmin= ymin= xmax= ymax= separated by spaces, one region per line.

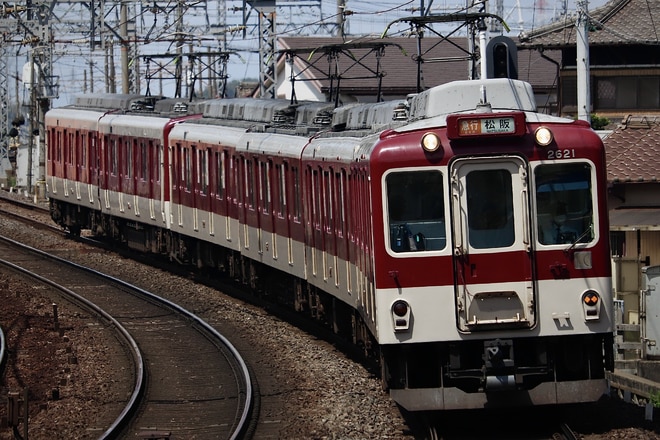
xmin=0 ymin=325 xmax=6 ymax=376
xmin=0 ymin=234 xmax=254 ymax=439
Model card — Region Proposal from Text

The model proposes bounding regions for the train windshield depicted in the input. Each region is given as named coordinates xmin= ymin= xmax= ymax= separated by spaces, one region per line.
xmin=466 ymin=169 xmax=515 ymax=249
xmin=535 ymin=162 xmax=594 ymax=245
xmin=386 ymin=170 xmax=446 ymax=252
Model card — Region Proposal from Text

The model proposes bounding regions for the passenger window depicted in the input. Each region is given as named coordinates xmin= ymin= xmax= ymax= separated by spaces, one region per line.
xmin=535 ymin=163 xmax=594 ymax=245
xmin=386 ymin=170 xmax=445 ymax=252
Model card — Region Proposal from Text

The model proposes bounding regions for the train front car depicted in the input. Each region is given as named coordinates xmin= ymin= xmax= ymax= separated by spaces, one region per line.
xmin=369 ymin=79 xmax=614 ymax=411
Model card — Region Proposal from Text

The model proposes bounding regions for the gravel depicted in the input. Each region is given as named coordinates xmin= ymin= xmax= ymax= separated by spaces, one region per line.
xmin=0 ymin=192 xmax=659 ymax=439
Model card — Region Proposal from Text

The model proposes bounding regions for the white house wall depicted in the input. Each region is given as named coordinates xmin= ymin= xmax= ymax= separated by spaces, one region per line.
xmin=276 ymin=59 xmax=327 ymax=102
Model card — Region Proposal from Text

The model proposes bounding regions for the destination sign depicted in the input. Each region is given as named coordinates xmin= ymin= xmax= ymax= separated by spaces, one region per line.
xmin=457 ymin=117 xmax=516 ymax=136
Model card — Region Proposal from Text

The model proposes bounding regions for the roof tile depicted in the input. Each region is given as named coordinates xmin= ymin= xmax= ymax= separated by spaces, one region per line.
xmin=278 ymin=36 xmax=560 ymax=97
xmin=605 ymin=116 xmax=660 ymax=183
xmin=520 ymin=0 xmax=660 ymax=47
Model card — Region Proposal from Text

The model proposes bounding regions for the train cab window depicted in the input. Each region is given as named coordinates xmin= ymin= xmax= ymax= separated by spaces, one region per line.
xmin=535 ymin=163 xmax=594 ymax=245
xmin=466 ymin=169 xmax=515 ymax=249
xmin=386 ymin=170 xmax=445 ymax=253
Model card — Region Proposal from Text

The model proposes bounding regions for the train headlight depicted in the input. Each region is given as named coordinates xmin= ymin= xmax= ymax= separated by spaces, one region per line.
xmin=534 ymin=126 xmax=554 ymax=147
xmin=421 ymin=133 xmax=441 ymax=152
xmin=581 ymin=290 xmax=601 ymax=321
xmin=391 ymin=300 xmax=411 ymax=332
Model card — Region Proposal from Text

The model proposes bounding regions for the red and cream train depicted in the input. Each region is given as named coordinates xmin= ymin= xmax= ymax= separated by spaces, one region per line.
xmin=45 ymin=77 xmax=614 ymax=411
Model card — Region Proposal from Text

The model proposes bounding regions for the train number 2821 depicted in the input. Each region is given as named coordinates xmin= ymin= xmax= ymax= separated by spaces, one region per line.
xmin=547 ymin=149 xmax=576 ymax=159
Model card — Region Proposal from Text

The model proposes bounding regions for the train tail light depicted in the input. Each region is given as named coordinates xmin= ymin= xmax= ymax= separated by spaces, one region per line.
xmin=581 ymin=290 xmax=601 ymax=321
xmin=391 ymin=300 xmax=411 ymax=332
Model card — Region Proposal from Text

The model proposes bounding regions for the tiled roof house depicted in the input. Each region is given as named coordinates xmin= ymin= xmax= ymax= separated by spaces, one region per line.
xmin=270 ymin=35 xmax=560 ymax=112
xmin=521 ymin=0 xmax=660 ymax=307
xmin=518 ymin=0 xmax=660 ymax=122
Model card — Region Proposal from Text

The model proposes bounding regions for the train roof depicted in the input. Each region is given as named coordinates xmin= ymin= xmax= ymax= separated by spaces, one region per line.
xmin=169 ymin=121 xmax=246 ymax=148
xmin=192 ymin=98 xmax=337 ymax=135
xmin=399 ymin=78 xmax=573 ymax=132
xmin=408 ymin=78 xmax=536 ymax=120
xmin=237 ymin=132 xmax=311 ymax=159
xmin=97 ymin=112 xmax=173 ymax=138
xmin=45 ymin=107 xmax=107 ymax=128
xmin=70 ymin=93 xmax=166 ymax=112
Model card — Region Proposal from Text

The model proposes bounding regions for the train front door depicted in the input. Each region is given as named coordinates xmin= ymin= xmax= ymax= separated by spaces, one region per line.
xmin=450 ymin=156 xmax=536 ymax=331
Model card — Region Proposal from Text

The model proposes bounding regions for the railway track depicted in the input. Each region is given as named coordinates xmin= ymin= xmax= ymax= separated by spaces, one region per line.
xmin=413 ymin=406 xmax=583 ymax=440
xmin=0 ymin=234 xmax=255 ymax=439
xmin=554 ymin=423 xmax=579 ymax=440
xmin=0 ymin=191 xmax=650 ymax=440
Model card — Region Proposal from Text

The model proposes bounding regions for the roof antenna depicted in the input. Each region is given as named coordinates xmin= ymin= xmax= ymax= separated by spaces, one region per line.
xmin=477 ymin=85 xmax=492 ymax=112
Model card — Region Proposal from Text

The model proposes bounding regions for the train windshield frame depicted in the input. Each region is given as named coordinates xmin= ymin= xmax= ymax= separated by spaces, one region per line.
xmin=534 ymin=161 xmax=596 ymax=246
xmin=385 ymin=169 xmax=447 ymax=253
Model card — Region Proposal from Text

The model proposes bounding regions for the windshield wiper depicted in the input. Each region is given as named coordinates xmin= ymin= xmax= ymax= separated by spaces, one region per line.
xmin=564 ymin=224 xmax=593 ymax=254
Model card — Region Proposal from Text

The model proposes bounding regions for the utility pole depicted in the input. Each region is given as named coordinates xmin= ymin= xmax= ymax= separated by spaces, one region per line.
xmin=247 ymin=0 xmax=277 ymax=99
xmin=0 ymin=4 xmax=26 ymax=182
xmin=576 ymin=0 xmax=591 ymax=123
xmin=120 ymin=1 xmax=130 ymax=94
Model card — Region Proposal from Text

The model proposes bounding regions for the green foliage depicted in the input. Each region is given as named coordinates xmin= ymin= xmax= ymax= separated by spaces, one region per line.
xmin=590 ymin=114 xmax=610 ymax=130
xmin=650 ymin=391 xmax=660 ymax=408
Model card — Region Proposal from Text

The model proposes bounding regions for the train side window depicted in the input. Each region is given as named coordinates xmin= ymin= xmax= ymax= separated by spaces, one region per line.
xmin=324 ymin=170 xmax=333 ymax=234
xmin=67 ymin=131 xmax=74 ymax=165
xmin=156 ymin=144 xmax=162 ymax=183
xmin=535 ymin=162 xmax=594 ymax=245
xmin=386 ymin=170 xmax=445 ymax=253
xmin=276 ymin=163 xmax=286 ymax=218
xmin=337 ymin=170 xmax=346 ymax=238
xmin=312 ymin=168 xmax=320 ymax=231
xmin=91 ymin=134 xmax=98 ymax=170
xmin=80 ymin=132 xmax=87 ymax=168
xmin=126 ymin=139 xmax=134 ymax=179
xmin=110 ymin=137 xmax=118 ymax=176
xmin=198 ymin=147 xmax=208 ymax=195
xmin=184 ymin=147 xmax=192 ymax=192
xmin=140 ymin=141 xmax=148 ymax=182
xmin=260 ymin=160 xmax=271 ymax=214
xmin=292 ymin=166 xmax=301 ymax=222
xmin=233 ymin=157 xmax=241 ymax=205
xmin=58 ymin=131 xmax=63 ymax=163
xmin=216 ymin=150 xmax=226 ymax=200
xmin=247 ymin=158 xmax=256 ymax=209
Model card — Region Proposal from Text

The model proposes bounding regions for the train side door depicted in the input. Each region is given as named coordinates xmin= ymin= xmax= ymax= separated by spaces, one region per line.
xmin=450 ymin=156 xmax=536 ymax=332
